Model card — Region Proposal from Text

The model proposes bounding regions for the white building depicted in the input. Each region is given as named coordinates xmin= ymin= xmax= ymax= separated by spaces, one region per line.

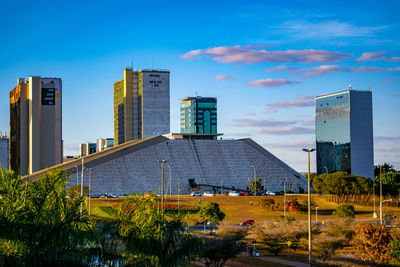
xmin=97 ymin=138 xmax=114 ymax=152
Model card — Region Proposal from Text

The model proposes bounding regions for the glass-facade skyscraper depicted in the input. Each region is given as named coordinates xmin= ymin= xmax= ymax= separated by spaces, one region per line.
xmin=315 ymin=90 xmax=374 ymax=179
xmin=180 ymin=97 xmax=217 ymax=137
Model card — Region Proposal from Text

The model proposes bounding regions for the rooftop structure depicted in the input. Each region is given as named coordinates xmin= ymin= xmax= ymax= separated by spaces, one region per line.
xmin=23 ymin=136 xmax=308 ymax=196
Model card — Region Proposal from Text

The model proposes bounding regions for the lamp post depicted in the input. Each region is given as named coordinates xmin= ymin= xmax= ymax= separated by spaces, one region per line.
xmin=381 ymin=199 xmax=393 ymax=225
xmin=178 ymin=177 xmax=181 ymax=215
xmin=158 ymin=160 xmax=167 ymax=219
xmin=380 ymin=165 xmax=383 ymax=223
xmin=80 ymin=157 xmax=84 ymax=214
xmin=284 ymin=177 xmax=289 ymax=217
xmin=323 ymin=166 xmax=328 ymax=175
xmin=88 ymin=168 xmax=92 ymax=217
xmin=316 ymin=207 xmax=319 ymax=222
xmin=302 ymin=148 xmax=315 ymax=265
xmin=373 ymin=182 xmax=377 ymax=218
xmin=250 ymin=165 xmax=256 ymax=195
xmin=167 ymin=165 xmax=172 ymax=199
xmin=74 ymin=165 xmax=79 ymax=186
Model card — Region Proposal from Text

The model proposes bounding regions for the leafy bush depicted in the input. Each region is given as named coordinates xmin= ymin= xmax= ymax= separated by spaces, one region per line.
xmin=351 ymin=222 xmax=392 ymax=264
xmin=333 ymin=204 xmax=355 ymax=218
xmin=390 ymin=231 xmax=400 ymax=264
xmin=199 ymin=203 xmax=225 ymax=225
xmin=274 ymin=215 xmax=296 ymax=222
xmin=285 ymin=198 xmax=300 ymax=213
xmin=259 ymin=197 xmax=280 ymax=210
xmin=217 ymin=224 xmax=248 ymax=240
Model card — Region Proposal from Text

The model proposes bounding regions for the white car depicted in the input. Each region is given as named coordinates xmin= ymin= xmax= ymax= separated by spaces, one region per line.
xmin=228 ymin=191 xmax=240 ymax=196
xmin=191 ymin=192 xmax=202 ymax=196
xmin=265 ymin=191 xmax=276 ymax=196
xmin=202 ymin=192 xmax=215 ymax=197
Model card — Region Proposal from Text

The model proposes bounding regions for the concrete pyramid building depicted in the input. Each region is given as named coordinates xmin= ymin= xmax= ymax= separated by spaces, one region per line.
xmin=23 ymin=136 xmax=308 ymax=196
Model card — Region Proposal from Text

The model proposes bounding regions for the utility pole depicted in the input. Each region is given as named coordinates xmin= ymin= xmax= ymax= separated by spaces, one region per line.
xmin=80 ymin=157 xmax=84 ymax=214
xmin=158 ymin=160 xmax=167 ymax=220
xmin=380 ymin=165 xmax=383 ymax=224
xmin=302 ymin=148 xmax=315 ymax=266
xmin=88 ymin=168 xmax=92 ymax=217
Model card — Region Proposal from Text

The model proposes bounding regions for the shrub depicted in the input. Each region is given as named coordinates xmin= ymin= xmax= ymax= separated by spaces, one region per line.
xmin=333 ymin=204 xmax=355 ymax=218
xmin=285 ymin=198 xmax=300 ymax=213
xmin=253 ymin=222 xmax=315 ymax=255
xmin=259 ymin=197 xmax=280 ymax=211
xmin=390 ymin=231 xmax=400 ymax=264
xmin=351 ymin=222 xmax=392 ymax=264
xmin=313 ymin=220 xmax=353 ymax=262
xmin=274 ymin=215 xmax=296 ymax=222
xmin=217 ymin=224 xmax=248 ymax=240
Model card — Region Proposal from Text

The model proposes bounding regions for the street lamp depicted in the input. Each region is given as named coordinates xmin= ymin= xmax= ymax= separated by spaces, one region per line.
xmin=88 ymin=168 xmax=92 ymax=217
xmin=373 ymin=183 xmax=377 ymax=218
xmin=167 ymin=165 xmax=172 ymax=199
xmin=284 ymin=177 xmax=289 ymax=217
xmin=323 ymin=166 xmax=328 ymax=175
xmin=178 ymin=177 xmax=181 ymax=215
xmin=74 ymin=165 xmax=79 ymax=186
xmin=80 ymin=157 xmax=84 ymax=214
xmin=158 ymin=160 xmax=167 ymax=219
xmin=302 ymin=148 xmax=315 ymax=265
xmin=316 ymin=207 xmax=319 ymax=222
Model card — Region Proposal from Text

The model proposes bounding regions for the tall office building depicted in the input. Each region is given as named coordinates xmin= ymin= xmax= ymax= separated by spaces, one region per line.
xmin=79 ymin=143 xmax=97 ymax=157
xmin=180 ymin=97 xmax=217 ymax=135
xmin=10 ymin=77 xmax=62 ymax=175
xmin=114 ymin=68 xmax=170 ymax=145
xmin=0 ymin=132 xmax=9 ymax=169
xmin=315 ymin=89 xmax=374 ymax=179
xmin=97 ymin=138 xmax=114 ymax=152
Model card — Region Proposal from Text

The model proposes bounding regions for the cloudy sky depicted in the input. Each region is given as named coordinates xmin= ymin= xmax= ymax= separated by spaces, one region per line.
xmin=0 ymin=0 xmax=399 ymax=171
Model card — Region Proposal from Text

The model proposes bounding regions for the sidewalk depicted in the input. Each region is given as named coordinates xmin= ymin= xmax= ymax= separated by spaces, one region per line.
xmin=240 ymin=252 xmax=309 ymax=267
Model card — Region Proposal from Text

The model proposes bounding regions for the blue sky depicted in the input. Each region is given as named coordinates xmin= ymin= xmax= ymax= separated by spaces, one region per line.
xmin=0 ymin=0 xmax=399 ymax=171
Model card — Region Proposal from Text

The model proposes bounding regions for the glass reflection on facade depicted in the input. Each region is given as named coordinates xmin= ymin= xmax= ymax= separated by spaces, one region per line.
xmin=180 ymin=97 xmax=217 ymax=137
xmin=315 ymin=90 xmax=374 ymax=179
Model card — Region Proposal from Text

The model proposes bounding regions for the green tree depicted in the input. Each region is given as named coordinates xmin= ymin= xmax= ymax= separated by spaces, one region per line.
xmin=374 ymin=163 xmax=396 ymax=177
xmin=67 ymin=184 xmax=90 ymax=198
xmin=199 ymin=203 xmax=225 ymax=225
xmin=248 ymin=177 xmax=262 ymax=195
xmin=332 ymin=204 xmax=355 ymax=218
xmin=375 ymin=171 xmax=400 ymax=196
xmin=0 ymin=168 xmax=98 ymax=266
xmin=116 ymin=194 xmax=203 ymax=266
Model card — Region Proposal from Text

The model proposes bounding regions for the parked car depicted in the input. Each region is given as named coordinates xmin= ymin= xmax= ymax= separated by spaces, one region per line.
xmin=265 ymin=191 xmax=276 ymax=196
xmin=100 ymin=193 xmax=119 ymax=198
xmin=195 ymin=220 xmax=209 ymax=225
xmin=203 ymin=192 xmax=215 ymax=197
xmin=240 ymin=219 xmax=255 ymax=226
xmin=240 ymin=191 xmax=249 ymax=196
xmin=228 ymin=191 xmax=240 ymax=196
xmin=191 ymin=191 xmax=202 ymax=196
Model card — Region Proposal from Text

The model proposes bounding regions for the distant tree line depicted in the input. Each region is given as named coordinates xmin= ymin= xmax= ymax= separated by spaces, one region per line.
xmin=308 ymin=163 xmax=400 ymax=204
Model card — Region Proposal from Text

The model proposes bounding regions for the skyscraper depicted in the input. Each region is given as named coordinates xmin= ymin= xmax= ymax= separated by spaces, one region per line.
xmin=79 ymin=143 xmax=97 ymax=157
xmin=0 ymin=132 xmax=8 ymax=169
xmin=180 ymin=97 xmax=217 ymax=135
xmin=315 ymin=89 xmax=374 ymax=179
xmin=10 ymin=77 xmax=62 ymax=175
xmin=114 ymin=68 xmax=170 ymax=145
xmin=97 ymin=138 xmax=114 ymax=152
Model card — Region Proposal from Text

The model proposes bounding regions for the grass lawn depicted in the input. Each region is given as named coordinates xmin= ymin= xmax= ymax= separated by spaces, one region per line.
xmin=90 ymin=194 xmax=400 ymax=224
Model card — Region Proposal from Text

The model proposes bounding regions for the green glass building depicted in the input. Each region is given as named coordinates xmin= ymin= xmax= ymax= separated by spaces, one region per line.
xmin=180 ymin=97 xmax=217 ymax=138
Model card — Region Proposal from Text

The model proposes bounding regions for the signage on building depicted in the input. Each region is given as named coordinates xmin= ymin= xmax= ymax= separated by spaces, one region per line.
xmin=42 ymin=88 xmax=55 ymax=105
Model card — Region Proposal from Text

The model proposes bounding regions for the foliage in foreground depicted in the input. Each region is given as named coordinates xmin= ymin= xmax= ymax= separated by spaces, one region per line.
xmin=199 ymin=224 xmax=247 ymax=267
xmin=116 ymin=194 xmax=204 ymax=266
xmin=0 ymin=168 xmax=97 ymax=266
xmin=199 ymin=202 xmax=225 ymax=225
xmin=351 ymin=222 xmax=393 ymax=264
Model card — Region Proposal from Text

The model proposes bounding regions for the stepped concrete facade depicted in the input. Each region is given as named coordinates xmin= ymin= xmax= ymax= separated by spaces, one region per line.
xmin=23 ymin=136 xmax=308 ymax=196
